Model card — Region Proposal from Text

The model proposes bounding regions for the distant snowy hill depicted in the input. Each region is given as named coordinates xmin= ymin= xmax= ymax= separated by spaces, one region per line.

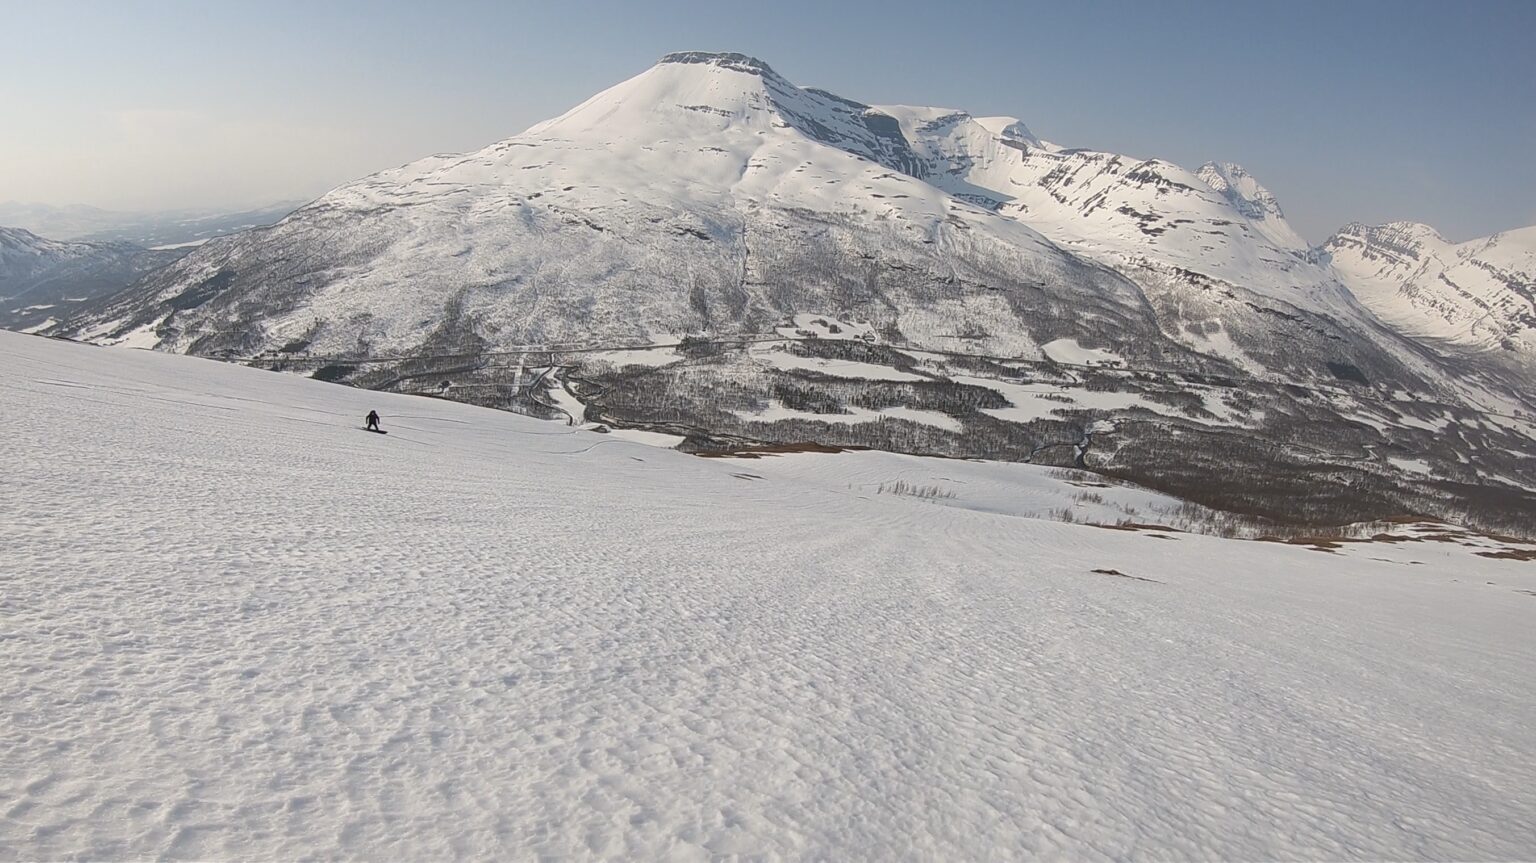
xmin=48 ymin=52 xmax=1536 ymax=531
xmin=1323 ymin=221 xmax=1536 ymax=365
xmin=0 ymin=226 xmax=182 ymax=330
xmin=6 ymin=330 xmax=1536 ymax=860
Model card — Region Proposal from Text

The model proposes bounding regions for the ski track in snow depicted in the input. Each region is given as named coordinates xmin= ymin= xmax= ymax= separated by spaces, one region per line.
xmin=3 ymin=332 xmax=1536 ymax=861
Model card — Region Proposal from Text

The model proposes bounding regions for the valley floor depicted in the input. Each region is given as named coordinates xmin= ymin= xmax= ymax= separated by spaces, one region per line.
xmin=3 ymin=331 xmax=1535 ymax=860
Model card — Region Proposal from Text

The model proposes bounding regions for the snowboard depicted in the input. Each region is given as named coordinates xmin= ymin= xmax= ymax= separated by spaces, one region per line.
xmin=363 ymin=427 xmax=388 ymax=434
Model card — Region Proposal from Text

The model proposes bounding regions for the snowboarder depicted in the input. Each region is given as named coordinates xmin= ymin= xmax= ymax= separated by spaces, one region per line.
xmin=365 ymin=410 xmax=381 ymax=431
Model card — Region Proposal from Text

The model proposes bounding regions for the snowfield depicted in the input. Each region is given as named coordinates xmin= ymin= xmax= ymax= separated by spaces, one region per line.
xmin=4 ymin=331 xmax=1536 ymax=861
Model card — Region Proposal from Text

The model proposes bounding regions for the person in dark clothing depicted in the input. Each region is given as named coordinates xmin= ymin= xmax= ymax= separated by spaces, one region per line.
xmin=365 ymin=410 xmax=380 ymax=431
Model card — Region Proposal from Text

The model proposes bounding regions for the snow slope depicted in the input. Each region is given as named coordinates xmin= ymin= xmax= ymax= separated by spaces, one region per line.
xmin=733 ymin=448 xmax=1185 ymax=524
xmin=5 ymin=330 xmax=1536 ymax=860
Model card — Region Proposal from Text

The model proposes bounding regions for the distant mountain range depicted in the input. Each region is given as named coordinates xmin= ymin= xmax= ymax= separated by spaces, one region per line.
xmin=38 ymin=51 xmax=1536 ymax=532
xmin=0 ymin=200 xmax=302 ymax=329
xmin=0 ymin=200 xmax=303 ymax=248
xmin=0 ymin=227 xmax=185 ymax=330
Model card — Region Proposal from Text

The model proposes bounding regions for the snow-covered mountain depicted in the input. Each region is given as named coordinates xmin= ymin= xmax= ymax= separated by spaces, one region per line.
xmin=66 ymin=52 xmax=1143 ymax=357
xmin=0 ymin=226 xmax=182 ymax=330
xmin=880 ymin=109 xmax=1328 ymax=304
xmin=1322 ymin=221 xmax=1536 ymax=364
xmin=61 ymin=52 xmax=1436 ymax=384
xmin=48 ymin=52 xmax=1536 ymax=529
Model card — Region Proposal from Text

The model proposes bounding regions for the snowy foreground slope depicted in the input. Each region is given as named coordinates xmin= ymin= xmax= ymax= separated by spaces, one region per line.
xmin=4 ymin=331 xmax=1536 ymax=861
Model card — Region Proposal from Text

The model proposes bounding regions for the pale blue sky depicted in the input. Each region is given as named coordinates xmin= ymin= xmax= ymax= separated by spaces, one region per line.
xmin=3 ymin=0 xmax=1532 ymax=241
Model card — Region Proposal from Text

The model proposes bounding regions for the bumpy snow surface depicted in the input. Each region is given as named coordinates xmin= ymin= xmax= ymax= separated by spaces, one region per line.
xmin=4 ymin=331 xmax=1536 ymax=861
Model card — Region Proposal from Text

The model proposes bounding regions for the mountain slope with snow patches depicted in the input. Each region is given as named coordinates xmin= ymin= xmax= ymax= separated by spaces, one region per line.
xmin=5 ymin=330 xmax=1536 ymax=860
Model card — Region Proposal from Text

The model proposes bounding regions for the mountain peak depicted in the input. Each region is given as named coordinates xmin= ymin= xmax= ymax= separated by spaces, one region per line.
xmin=1197 ymin=161 xmax=1284 ymax=219
xmin=1195 ymin=161 xmax=1308 ymax=250
xmin=1330 ymin=221 xmax=1447 ymax=247
xmin=1381 ymin=220 xmax=1446 ymax=241
xmin=656 ymin=51 xmax=779 ymax=77
xmin=972 ymin=116 xmax=1042 ymax=148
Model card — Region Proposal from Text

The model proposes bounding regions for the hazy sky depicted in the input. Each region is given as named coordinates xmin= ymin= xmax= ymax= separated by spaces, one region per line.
xmin=3 ymin=0 xmax=1533 ymax=241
